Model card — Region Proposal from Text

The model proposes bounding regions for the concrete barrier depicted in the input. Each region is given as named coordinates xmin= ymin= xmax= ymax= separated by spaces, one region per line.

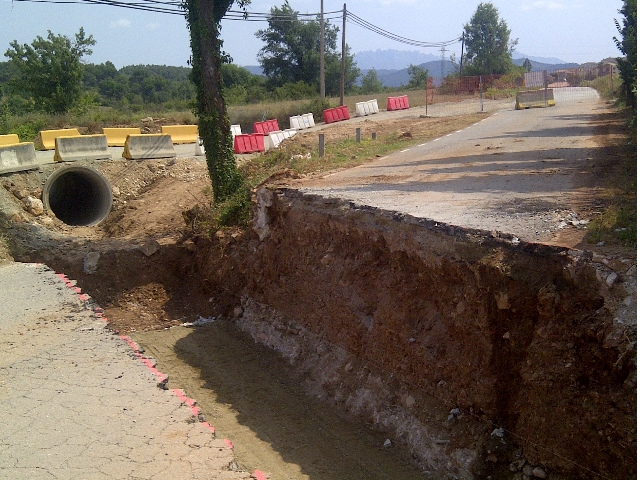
xmin=265 ymin=129 xmax=297 ymax=150
xmin=515 ymin=89 xmax=556 ymax=110
xmin=102 ymin=127 xmax=141 ymax=147
xmin=38 ymin=128 xmax=81 ymax=150
xmin=290 ymin=113 xmax=315 ymax=130
xmin=0 ymin=134 xmax=20 ymax=146
xmin=53 ymin=135 xmax=111 ymax=163
xmin=161 ymin=125 xmax=198 ymax=144
xmin=123 ymin=134 xmax=176 ymax=160
xmin=355 ymin=99 xmax=379 ymax=117
xmin=0 ymin=142 xmax=40 ymax=174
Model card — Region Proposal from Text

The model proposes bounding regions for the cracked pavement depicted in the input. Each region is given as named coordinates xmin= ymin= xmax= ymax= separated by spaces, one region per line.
xmin=0 ymin=262 xmax=253 ymax=479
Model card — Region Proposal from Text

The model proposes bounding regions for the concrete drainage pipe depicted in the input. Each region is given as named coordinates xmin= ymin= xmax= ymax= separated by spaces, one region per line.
xmin=43 ymin=165 xmax=113 ymax=226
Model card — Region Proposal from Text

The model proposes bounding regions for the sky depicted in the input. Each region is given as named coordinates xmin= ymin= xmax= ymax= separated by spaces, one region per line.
xmin=0 ymin=0 xmax=624 ymax=69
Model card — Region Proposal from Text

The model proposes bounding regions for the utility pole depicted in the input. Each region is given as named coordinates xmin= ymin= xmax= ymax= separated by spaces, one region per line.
xmin=320 ymin=0 xmax=325 ymax=99
xmin=459 ymin=32 xmax=465 ymax=75
xmin=440 ymin=45 xmax=446 ymax=79
xmin=340 ymin=3 xmax=346 ymax=106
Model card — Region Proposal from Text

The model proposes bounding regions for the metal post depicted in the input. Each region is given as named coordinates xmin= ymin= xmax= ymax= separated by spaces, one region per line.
xmin=479 ymin=75 xmax=484 ymax=112
xmin=319 ymin=134 xmax=325 ymax=157
xmin=543 ymin=70 xmax=548 ymax=107
xmin=356 ymin=128 xmax=361 ymax=143
xmin=372 ymin=132 xmax=377 ymax=140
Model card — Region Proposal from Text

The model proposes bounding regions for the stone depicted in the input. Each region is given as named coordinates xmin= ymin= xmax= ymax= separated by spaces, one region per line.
xmin=23 ymin=196 xmax=44 ymax=216
xmin=83 ymin=251 xmax=100 ymax=274
xmin=112 ymin=186 xmax=121 ymax=197
xmin=605 ymin=272 xmax=618 ymax=287
xmin=532 ymin=467 xmax=547 ymax=478
xmin=405 ymin=395 xmax=415 ymax=408
xmin=522 ymin=464 xmax=533 ymax=476
xmin=509 ymin=459 xmax=526 ymax=472
xmin=140 ymin=239 xmax=160 ymax=257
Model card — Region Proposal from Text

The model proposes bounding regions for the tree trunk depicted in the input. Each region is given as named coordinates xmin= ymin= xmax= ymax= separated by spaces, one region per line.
xmin=186 ymin=0 xmax=241 ymax=202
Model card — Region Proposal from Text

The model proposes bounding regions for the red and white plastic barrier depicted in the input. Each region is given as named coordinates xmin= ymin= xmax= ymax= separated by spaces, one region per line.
xmin=289 ymin=113 xmax=315 ymax=130
xmin=323 ymin=105 xmax=350 ymax=124
xmin=253 ymin=119 xmax=279 ymax=135
xmin=386 ymin=95 xmax=410 ymax=111
xmin=355 ymin=99 xmax=379 ymax=116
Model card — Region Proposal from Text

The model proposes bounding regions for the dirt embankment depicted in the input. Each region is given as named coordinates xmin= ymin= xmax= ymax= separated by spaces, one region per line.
xmin=180 ymin=188 xmax=634 ymax=479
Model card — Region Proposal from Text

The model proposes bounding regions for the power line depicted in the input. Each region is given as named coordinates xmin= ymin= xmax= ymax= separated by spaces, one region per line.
xmin=346 ymin=11 xmax=460 ymax=48
xmin=10 ymin=0 xmax=461 ymax=49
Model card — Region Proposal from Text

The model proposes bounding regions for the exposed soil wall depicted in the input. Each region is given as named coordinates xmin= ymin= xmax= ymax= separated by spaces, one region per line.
xmin=193 ymin=188 xmax=635 ymax=479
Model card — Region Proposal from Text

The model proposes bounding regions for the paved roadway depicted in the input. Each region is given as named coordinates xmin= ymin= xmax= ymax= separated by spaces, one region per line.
xmin=294 ymin=88 xmax=604 ymax=244
xmin=0 ymin=262 xmax=254 ymax=479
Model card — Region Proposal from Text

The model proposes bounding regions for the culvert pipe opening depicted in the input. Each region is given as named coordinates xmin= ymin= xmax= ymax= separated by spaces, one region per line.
xmin=43 ymin=166 xmax=113 ymax=226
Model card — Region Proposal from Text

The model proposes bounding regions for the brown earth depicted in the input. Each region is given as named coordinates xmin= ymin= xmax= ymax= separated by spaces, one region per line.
xmin=0 ymin=106 xmax=635 ymax=479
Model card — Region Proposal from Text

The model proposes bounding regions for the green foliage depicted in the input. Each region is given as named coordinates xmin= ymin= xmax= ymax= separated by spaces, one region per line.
xmin=406 ymin=64 xmax=429 ymax=90
xmin=360 ymin=69 xmax=384 ymax=94
xmin=256 ymin=1 xmax=359 ymax=95
xmin=4 ymin=28 xmax=95 ymax=114
xmin=462 ymin=3 xmax=516 ymax=75
xmin=614 ymin=0 xmax=637 ymax=131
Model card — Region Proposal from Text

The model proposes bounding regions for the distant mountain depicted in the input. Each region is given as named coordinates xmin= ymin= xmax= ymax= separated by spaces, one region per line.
xmin=511 ymin=51 xmax=569 ymax=65
xmin=243 ymin=65 xmax=264 ymax=76
xmin=512 ymin=58 xmax=579 ymax=71
xmin=354 ymin=49 xmax=442 ymax=71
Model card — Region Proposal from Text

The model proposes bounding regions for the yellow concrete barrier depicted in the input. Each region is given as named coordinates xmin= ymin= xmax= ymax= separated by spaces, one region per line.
xmin=102 ymin=127 xmax=141 ymax=147
xmin=53 ymin=135 xmax=111 ymax=162
xmin=161 ymin=125 xmax=198 ymax=144
xmin=122 ymin=134 xmax=176 ymax=160
xmin=37 ymin=128 xmax=81 ymax=150
xmin=515 ymin=89 xmax=555 ymax=110
xmin=0 ymin=142 xmax=40 ymax=174
xmin=0 ymin=134 xmax=20 ymax=146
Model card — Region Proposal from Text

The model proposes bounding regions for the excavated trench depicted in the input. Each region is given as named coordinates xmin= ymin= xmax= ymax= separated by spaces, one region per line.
xmin=3 ymin=163 xmax=635 ymax=479
xmin=179 ymin=188 xmax=634 ymax=479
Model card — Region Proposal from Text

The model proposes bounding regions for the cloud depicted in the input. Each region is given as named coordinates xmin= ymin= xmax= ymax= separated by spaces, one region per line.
xmin=109 ymin=19 xmax=131 ymax=28
xmin=521 ymin=1 xmax=570 ymax=10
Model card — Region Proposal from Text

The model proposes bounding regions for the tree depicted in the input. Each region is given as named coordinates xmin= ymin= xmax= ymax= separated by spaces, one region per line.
xmin=614 ymin=0 xmax=637 ymax=106
xmin=183 ymin=0 xmax=249 ymax=203
xmin=360 ymin=69 xmax=384 ymax=94
xmin=4 ymin=28 xmax=95 ymax=114
xmin=255 ymin=1 xmax=359 ymax=95
xmin=522 ymin=58 xmax=533 ymax=73
xmin=407 ymin=64 xmax=429 ymax=89
xmin=461 ymin=3 xmax=517 ymax=75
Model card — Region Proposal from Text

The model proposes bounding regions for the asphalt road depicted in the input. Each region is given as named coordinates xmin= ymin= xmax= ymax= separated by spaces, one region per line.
xmin=294 ymin=88 xmax=603 ymax=245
